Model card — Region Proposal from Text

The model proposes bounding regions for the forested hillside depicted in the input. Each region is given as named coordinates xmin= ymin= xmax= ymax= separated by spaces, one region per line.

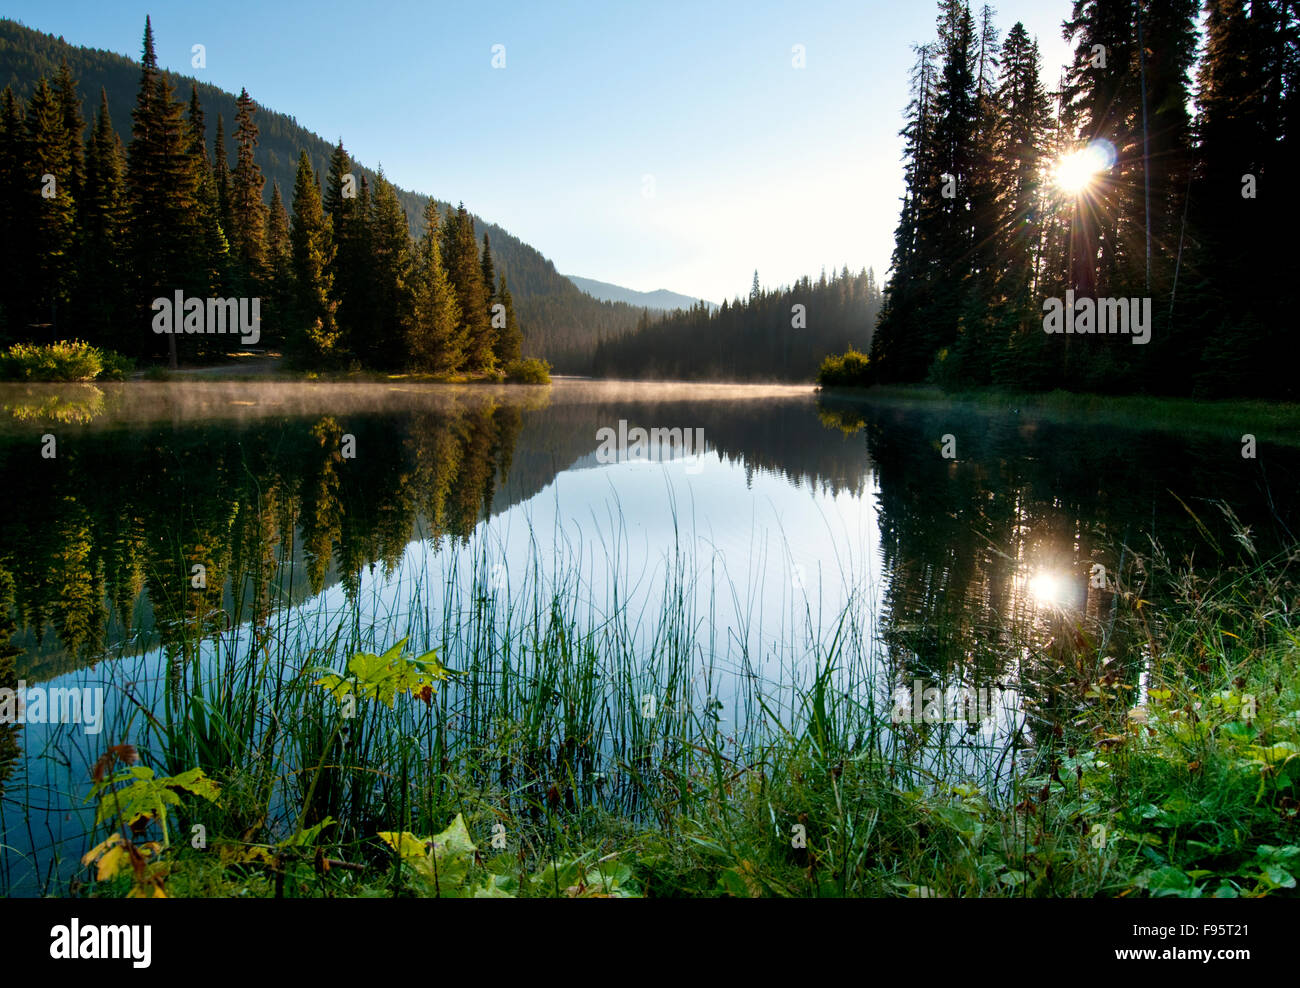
xmin=592 ymin=267 xmax=881 ymax=381
xmin=0 ymin=17 xmax=644 ymax=369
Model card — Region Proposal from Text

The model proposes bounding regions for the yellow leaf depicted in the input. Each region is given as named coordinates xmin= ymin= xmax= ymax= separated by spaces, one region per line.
xmin=81 ymin=833 xmax=125 ymax=869
xmin=97 ymin=844 xmax=131 ymax=881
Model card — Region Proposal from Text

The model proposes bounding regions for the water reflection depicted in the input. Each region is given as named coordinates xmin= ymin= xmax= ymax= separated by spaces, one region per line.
xmin=0 ymin=380 xmax=1297 ymax=889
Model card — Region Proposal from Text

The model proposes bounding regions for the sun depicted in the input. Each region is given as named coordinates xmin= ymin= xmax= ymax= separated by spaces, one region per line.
xmin=1053 ymin=139 xmax=1116 ymax=194
xmin=1027 ymin=571 xmax=1066 ymax=607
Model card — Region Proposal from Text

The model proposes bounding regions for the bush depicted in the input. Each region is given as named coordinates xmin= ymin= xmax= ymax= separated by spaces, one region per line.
xmin=1 ymin=340 xmax=103 ymax=381
xmin=98 ymin=349 xmax=136 ymax=381
xmin=504 ymin=357 xmax=552 ymax=384
xmin=816 ymin=347 xmax=872 ymax=388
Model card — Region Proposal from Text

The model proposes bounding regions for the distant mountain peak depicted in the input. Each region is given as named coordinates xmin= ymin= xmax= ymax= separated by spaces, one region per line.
xmin=566 ymin=275 xmax=716 ymax=313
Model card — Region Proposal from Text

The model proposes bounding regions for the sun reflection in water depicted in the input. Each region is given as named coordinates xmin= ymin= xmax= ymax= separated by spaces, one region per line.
xmin=1027 ymin=570 xmax=1068 ymax=608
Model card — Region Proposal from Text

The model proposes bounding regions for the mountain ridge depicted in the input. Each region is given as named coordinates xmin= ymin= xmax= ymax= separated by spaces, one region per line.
xmin=0 ymin=16 xmax=645 ymax=370
xmin=565 ymin=275 xmax=716 ymax=313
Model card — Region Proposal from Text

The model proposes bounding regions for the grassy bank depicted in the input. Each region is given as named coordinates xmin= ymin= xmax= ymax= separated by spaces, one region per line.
xmin=17 ymin=515 xmax=1300 ymax=899
xmin=146 ymin=354 xmax=552 ymax=385
xmin=818 ymin=384 xmax=1300 ymax=447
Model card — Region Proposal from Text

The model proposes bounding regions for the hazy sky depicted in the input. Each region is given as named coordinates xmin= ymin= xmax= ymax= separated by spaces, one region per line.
xmin=6 ymin=0 xmax=1078 ymax=303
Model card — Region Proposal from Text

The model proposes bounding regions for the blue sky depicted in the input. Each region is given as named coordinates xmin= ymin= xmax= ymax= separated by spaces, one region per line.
xmin=6 ymin=0 xmax=1078 ymax=303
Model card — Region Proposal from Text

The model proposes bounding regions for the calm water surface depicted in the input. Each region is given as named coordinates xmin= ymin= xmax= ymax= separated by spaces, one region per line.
xmin=0 ymin=379 xmax=1295 ymax=893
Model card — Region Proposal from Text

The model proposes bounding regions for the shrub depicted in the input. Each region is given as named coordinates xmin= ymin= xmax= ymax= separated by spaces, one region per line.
xmin=1 ymin=340 xmax=103 ymax=381
xmin=816 ymin=347 xmax=871 ymax=388
xmin=504 ymin=357 xmax=552 ymax=384
xmin=98 ymin=349 xmax=136 ymax=381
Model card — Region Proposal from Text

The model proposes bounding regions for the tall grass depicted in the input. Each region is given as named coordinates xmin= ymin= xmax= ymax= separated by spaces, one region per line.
xmin=8 ymin=500 xmax=1298 ymax=897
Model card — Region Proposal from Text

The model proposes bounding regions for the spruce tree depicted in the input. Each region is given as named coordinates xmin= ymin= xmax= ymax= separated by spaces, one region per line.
xmin=228 ymin=88 xmax=266 ymax=288
xmin=480 ymin=232 xmax=496 ymax=306
xmin=872 ymin=41 xmax=939 ymax=382
xmin=77 ymin=89 xmax=129 ymax=349
xmin=26 ymin=78 xmax=77 ymax=337
xmin=493 ymin=274 xmax=523 ymax=366
xmin=54 ymin=60 xmax=83 ymax=205
xmin=212 ymin=113 xmax=232 ymax=239
xmin=408 ymin=199 xmax=463 ymax=374
xmin=127 ymin=17 xmax=204 ymax=364
xmin=366 ymin=170 xmax=412 ymax=369
xmin=265 ymin=181 xmax=292 ymax=348
xmin=290 ymin=150 xmax=339 ymax=361
xmin=0 ymin=88 xmax=24 ymax=335
xmin=186 ymin=84 xmax=227 ymax=301
xmin=990 ymin=22 xmax=1051 ymax=388
xmin=441 ymin=203 xmax=493 ymax=372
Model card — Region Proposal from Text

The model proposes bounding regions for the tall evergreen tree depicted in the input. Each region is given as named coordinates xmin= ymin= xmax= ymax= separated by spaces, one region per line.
xmin=872 ymin=41 xmax=939 ymax=382
xmin=53 ymin=60 xmax=83 ymax=205
xmin=923 ymin=0 xmax=978 ymax=370
xmin=228 ymin=87 xmax=266 ymax=287
xmin=186 ymin=83 xmax=227 ymax=299
xmin=77 ymin=89 xmax=129 ymax=348
xmin=408 ymin=199 xmax=462 ymax=374
xmin=127 ymin=16 xmax=204 ymax=364
xmin=493 ymin=274 xmax=523 ymax=366
xmin=290 ymin=150 xmax=338 ymax=361
xmin=265 ymin=181 xmax=292 ymax=345
xmin=989 ymin=22 xmax=1052 ymax=387
xmin=0 ymin=88 xmax=24 ymax=335
xmin=441 ymin=203 xmax=493 ymax=372
xmin=212 ymin=112 xmax=232 ymax=239
xmin=26 ymin=78 xmax=77 ymax=336
xmin=480 ymin=232 xmax=496 ymax=307
xmin=366 ymin=170 xmax=412 ymax=369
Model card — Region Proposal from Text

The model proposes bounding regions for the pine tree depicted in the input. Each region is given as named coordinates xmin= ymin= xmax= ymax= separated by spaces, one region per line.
xmin=0 ymin=88 xmax=26 ymax=335
xmin=324 ymin=143 xmax=370 ymax=359
xmin=323 ymin=140 xmax=352 ymax=224
xmin=26 ymin=78 xmax=77 ymax=337
xmin=53 ymin=60 xmax=83 ymax=205
xmin=366 ymin=170 xmax=412 ymax=369
xmin=339 ymin=174 xmax=373 ymax=361
xmin=127 ymin=16 xmax=205 ymax=364
xmin=265 ymin=181 xmax=292 ymax=347
xmin=290 ymin=150 xmax=339 ymax=361
xmin=228 ymin=88 xmax=266 ymax=288
xmin=77 ymin=89 xmax=129 ymax=348
xmin=1188 ymin=0 xmax=1292 ymax=397
xmin=493 ymin=274 xmax=523 ymax=366
xmin=480 ymin=232 xmax=496 ymax=306
xmin=408 ymin=199 xmax=462 ymax=374
xmin=212 ymin=113 xmax=232 ymax=238
xmin=441 ymin=203 xmax=493 ymax=372
xmin=186 ymin=84 xmax=227 ymax=300
xmin=990 ymin=22 xmax=1052 ymax=388
xmin=952 ymin=3 xmax=1002 ymax=386
xmin=923 ymin=0 xmax=978 ymax=376
xmin=872 ymin=41 xmax=939 ymax=382
xmin=1060 ymin=0 xmax=1139 ymax=300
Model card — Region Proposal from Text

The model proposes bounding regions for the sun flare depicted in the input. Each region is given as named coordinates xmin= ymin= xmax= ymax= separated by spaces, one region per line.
xmin=1027 ymin=571 xmax=1065 ymax=606
xmin=1053 ymin=140 xmax=1116 ymax=194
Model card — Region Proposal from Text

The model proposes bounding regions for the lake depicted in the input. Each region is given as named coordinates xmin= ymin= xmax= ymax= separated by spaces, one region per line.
xmin=1 ymin=379 xmax=1296 ymax=895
